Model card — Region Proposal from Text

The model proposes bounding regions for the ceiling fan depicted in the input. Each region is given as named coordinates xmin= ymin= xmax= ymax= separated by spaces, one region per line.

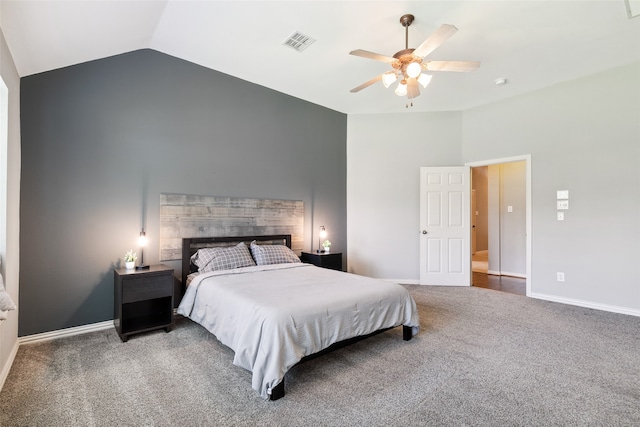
xmin=349 ymin=14 xmax=480 ymax=102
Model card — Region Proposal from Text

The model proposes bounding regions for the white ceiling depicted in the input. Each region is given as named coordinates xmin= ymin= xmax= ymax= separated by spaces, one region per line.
xmin=1 ymin=1 xmax=639 ymax=114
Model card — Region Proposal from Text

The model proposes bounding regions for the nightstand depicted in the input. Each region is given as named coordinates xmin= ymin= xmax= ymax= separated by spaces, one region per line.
xmin=114 ymin=264 xmax=174 ymax=342
xmin=300 ymin=252 xmax=343 ymax=271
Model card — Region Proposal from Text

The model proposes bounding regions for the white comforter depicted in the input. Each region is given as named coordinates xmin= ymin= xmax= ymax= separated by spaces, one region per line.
xmin=177 ymin=263 xmax=419 ymax=399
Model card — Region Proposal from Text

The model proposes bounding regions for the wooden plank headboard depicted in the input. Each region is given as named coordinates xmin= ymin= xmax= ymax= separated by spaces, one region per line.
xmin=181 ymin=234 xmax=292 ymax=289
xmin=160 ymin=193 xmax=303 ymax=261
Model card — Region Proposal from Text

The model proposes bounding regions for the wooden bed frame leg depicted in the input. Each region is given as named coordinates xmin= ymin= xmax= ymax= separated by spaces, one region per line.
xmin=403 ymin=325 xmax=412 ymax=341
xmin=270 ymin=380 xmax=285 ymax=401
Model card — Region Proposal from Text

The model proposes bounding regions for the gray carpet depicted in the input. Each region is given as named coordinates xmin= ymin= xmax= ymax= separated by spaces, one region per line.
xmin=1 ymin=285 xmax=639 ymax=426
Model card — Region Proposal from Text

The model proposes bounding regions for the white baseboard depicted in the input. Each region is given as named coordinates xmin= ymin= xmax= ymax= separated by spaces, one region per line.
xmin=499 ymin=271 xmax=526 ymax=279
xmin=530 ymin=292 xmax=640 ymax=317
xmin=0 ymin=339 xmax=19 ymax=392
xmin=18 ymin=320 xmax=115 ymax=345
xmin=485 ymin=270 xmax=526 ymax=279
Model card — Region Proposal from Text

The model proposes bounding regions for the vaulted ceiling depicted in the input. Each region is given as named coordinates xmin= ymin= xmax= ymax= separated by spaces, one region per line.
xmin=2 ymin=1 xmax=639 ymax=114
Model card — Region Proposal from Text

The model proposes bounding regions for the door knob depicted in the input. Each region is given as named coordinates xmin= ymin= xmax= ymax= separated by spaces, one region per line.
xmin=422 ymin=230 xmax=428 ymax=234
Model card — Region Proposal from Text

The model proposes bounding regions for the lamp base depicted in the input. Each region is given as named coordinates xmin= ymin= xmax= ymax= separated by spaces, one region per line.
xmin=316 ymin=249 xmax=326 ymax=254
xmin=135 ymin=264 xmax=150 ymax=270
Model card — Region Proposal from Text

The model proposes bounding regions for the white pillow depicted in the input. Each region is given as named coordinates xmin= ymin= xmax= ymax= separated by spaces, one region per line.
xmin=0 ymin=271 xmax=16 ymax=312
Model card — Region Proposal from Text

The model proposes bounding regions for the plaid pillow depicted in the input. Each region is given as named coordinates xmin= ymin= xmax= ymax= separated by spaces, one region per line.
xmin=191 ymin=242 xmax=256 ymax=273
xmin=249 ymin=241 xmax=301 ymax=265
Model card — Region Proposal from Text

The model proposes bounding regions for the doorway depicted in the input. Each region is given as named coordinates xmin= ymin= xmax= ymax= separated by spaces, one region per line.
xmin=466 ymin=156 xmax=531 ymax=296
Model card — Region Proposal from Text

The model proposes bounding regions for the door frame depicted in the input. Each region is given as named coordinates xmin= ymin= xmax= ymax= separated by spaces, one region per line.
xmin=465 ymin=155 xmax=531 ymax=296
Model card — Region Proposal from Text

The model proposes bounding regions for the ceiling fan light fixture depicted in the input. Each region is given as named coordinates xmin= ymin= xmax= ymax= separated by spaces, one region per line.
xmin=349 ymin=14 xmax=480 ymax=104
xmin=395 ymin=80 xmax=408 ymax=96
xmin=406 ymin=61 xmax=422 ymax=78
xmin=382 ymin=72 xmax=397 ymax=88
xmin=418 ymin=73 xmax=433 ymax=88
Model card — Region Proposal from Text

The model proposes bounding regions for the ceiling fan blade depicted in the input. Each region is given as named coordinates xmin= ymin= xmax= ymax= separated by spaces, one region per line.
xmin=407 ymin=78 xmax=420 ymax=99
xmin=349 ymin=49 xmax=396 ymax=63
xmin=413 ymin=24 xmax=458 ymax=58
xmin=350 ymin=74 xmax=383 ymax=93
xmin=424 ymin=60 xmax=480 ymax=72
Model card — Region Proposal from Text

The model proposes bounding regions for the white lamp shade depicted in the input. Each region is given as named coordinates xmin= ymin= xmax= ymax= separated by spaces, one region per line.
xmin=418 ymin=73 xmax=433 ymax=88
xmin=395 ymin=80 xmax=408 ymax=96
xmin=381 ymin=72 xmax=397 ymax=88
xmin=138 ymin=233 xmax=148 ymax=247
xmin=407 ymin=62 xmax=422 ymax=79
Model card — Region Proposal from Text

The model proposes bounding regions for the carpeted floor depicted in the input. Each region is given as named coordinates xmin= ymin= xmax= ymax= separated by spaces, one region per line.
xmin=1 ymin=285 xmax=639 ymax=426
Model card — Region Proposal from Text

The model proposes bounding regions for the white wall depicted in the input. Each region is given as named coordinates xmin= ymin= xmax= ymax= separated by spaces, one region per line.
xmin=487 ymin=165 xmax=500 ymax=274
xmin=347 ymin=112 xmax=462 ymax=281
xmin=0 ymin=27 xmax=21 ymax=389
xmin=463 ymin=62 xmax=640 ymax=313
xmin=347 ymin=62 xmax=640 ymax=315
xmin=486 ymin=162 xmax=527 ymax=276
xmin=499 ymin=161 xmax=526 ymax=277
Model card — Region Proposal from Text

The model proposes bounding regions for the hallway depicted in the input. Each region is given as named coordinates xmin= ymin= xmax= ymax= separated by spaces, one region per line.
xmin=472 ymin=272 xmax=525 ymax=296
xmin=472 ymin=250 xmax=525 ymax=296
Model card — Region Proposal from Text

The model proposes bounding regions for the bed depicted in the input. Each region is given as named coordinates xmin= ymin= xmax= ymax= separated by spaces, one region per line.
xmin=177 ymin=235 xmax=420 ymax=400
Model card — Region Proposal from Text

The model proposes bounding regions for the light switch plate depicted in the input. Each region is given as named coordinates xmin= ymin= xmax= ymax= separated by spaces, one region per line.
xmin=557 ymin=190 xmax=569 ymax=200
xmin=557 ymin=200 xmax=569 ymax=210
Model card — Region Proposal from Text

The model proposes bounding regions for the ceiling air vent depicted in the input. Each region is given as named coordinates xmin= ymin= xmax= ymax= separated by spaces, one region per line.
xmin=282 ymin=31 xmax=316 ymax=52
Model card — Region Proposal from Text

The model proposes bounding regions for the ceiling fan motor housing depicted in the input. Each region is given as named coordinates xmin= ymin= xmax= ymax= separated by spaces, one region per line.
xmin=392 ymin=49 xmax=422 ymax=81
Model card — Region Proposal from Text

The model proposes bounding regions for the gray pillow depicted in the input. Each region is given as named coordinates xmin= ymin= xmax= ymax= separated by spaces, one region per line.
xmin=249 ymin=241 xmax=301 ymax=265
xmin=191 ymin=242 xmax=256 ymax=273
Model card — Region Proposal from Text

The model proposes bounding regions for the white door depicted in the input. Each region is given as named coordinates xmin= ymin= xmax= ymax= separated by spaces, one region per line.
xmin=419 ymin=167 xmax=471 ymax=286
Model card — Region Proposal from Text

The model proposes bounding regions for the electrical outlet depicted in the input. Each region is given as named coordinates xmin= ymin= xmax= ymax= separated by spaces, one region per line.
xmin=557 ymin=212 xmax=565 ymax=221
xmin=557 ymin=272 xmax=565 ymax=282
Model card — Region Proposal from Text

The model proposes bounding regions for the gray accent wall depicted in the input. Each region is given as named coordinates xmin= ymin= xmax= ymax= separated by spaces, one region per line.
xmin=20 ymin=49 xmax=347 ymax=336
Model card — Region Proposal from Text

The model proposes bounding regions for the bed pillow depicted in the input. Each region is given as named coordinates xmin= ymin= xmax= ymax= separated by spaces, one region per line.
xmin=191 ymin=242 xmax=256 ymax=273
xmin=249 ymin=241 xmax=301 ymax=265
xmin=0 ymin=289 xmax=15 ymax=312
xmin=0 ymin=271 xmax=16 ymax=313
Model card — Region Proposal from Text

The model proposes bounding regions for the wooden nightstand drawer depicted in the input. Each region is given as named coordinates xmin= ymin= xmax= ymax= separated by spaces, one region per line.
xmin=122 ymin=275 xmax=172 ymax=303
xmin=300 ymin=252 xmax=343 ymax=271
